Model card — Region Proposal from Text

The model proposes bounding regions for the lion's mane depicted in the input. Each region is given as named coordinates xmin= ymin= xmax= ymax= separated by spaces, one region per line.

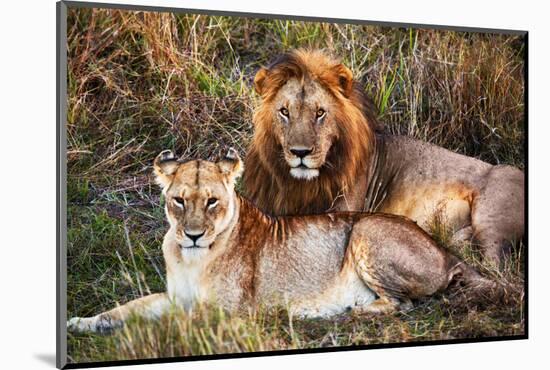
xmin=243 ymin=49 xmax=381 ymax=215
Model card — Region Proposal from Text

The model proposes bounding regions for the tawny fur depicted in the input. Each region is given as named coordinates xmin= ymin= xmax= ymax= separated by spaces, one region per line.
xmin=67 ymin=151 xmax=493 ymax=334
xmin=243 ymin=49 xmax=524 ymax=268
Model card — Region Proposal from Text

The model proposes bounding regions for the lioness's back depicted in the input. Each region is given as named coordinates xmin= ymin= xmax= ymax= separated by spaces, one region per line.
xmin=255 ymin=214 xmax=354 ymax=302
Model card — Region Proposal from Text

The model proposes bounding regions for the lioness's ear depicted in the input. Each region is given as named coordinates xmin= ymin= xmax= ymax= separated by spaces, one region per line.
xmin=254 ymin=67 xmax=268 ymax=96
xmin=332 ymin=63 xmax=354 ymax=97
xmin=217 ymin=148 xmax=244 ymax=184
xmin=153 ymin=150 xmax=180 ymax=188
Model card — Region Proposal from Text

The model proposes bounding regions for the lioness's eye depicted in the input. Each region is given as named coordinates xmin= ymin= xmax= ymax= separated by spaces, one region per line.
xmin=316 ymin=108 xmax=326 ymax=118
xmin=279 ymin=107 xmax=289 ymax=117
xmin=173 ymin=197 xmax=185 ymax=208
xmin=207 ymin=197 xmax=218 ymax=208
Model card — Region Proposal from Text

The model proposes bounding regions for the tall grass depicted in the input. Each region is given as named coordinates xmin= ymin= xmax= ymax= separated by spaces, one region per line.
xmin=66 ymin=7 xmax=525 ymax=364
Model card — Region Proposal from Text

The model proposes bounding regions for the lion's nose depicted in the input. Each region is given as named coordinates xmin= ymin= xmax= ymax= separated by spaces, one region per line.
xmin=184 ymin=230 xmax=205 ymax=243
xmin=290 ymin=147 xmax=313 ymax=158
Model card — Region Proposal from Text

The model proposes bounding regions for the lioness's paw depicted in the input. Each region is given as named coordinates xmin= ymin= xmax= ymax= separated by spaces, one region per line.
xmin=67 ymin=317 xmax=95 ymax=333
xmin=293 ymin=308 xmax=329 ymax=320
xmin=67 ymin=315 xmax=122 ymax=334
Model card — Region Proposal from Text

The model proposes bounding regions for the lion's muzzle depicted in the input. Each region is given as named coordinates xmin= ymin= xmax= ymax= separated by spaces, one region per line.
xmin=286 ymin=147 xmax=321 ymax=180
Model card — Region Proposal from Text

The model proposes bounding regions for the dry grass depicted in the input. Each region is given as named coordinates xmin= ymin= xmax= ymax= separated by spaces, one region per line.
xmin=66 ymin=7 xmax=526 ymax=365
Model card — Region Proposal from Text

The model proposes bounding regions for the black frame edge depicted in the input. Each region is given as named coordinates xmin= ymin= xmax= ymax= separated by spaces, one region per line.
xmin=523 ymin=32 xmax=529 ymax=339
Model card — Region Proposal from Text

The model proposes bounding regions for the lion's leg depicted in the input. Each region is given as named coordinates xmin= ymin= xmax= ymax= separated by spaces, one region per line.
xmin=471 ymin=165 xmax=524 ymax=268
xmin=451 ymin=226 xmax=473 ymax=245
xmin=331 ymin=169 xmax=369 ymax=212
xmin=67 ymin=292 xmax=171 ymax=334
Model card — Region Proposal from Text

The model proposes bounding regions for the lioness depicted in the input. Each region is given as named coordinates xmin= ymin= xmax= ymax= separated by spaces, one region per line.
xmin=244 ymin=49 xmax=524 ymax=267
xmin=68 ymin=149 xmax=493 ymax=333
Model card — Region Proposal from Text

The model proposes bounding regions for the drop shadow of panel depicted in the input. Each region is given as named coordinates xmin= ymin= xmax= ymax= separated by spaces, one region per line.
xmin=34 ymin=353 xmax=57 ymax=367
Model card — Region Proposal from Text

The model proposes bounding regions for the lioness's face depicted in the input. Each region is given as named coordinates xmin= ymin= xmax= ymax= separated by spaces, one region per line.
xmin=153 ymin=150 xmax=242 ymax=258
xmin=270 ymin=77 xmax=339 ymax=180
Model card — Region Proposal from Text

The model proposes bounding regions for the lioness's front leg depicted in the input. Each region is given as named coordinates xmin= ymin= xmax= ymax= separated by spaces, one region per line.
xmin=67 ymin=292 xmax=171 ymax=334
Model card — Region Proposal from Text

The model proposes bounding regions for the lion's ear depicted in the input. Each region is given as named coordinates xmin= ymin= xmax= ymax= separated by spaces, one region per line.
xmin=217 ymin=148 xmax=244 ymax=184
xmin=153 ymin=150 xmax=180 ymax=188
xmin=254 ymin=67 xmax=269 ymax=96
xmin=332 ymin=63 xmax=354 ymax=97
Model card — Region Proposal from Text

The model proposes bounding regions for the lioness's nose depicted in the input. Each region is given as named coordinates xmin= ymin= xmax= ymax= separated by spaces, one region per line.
xmin=290 ymin=147 xmax=313 ymax=158
xmin=184 ymin=230 xmax=205 ymax=243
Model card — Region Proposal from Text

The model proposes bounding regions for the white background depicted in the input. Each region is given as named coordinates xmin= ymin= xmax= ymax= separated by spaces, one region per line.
xmin=0 ymin=0 xmax=546 ymax=368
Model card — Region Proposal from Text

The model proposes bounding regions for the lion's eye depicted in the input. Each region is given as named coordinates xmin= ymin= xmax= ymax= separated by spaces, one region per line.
xmin=316 ymin=108 xmax=326 ymax=118
xmin=279 ymin=107 xmax=289 ymax=117
xmin=206 ymin=197 xmax=218 ymax=208
xmin=173 ymin=197 xmax=185 ymax=208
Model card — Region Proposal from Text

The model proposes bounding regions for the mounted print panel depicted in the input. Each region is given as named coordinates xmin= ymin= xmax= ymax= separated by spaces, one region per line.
xmin=57 ymin=1 xmax=527 ymax=368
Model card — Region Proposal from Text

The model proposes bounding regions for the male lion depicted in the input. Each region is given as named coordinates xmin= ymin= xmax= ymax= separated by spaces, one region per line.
xmin=244 ymin=49 xmax=524 ymax=267
xmin=68 ymin=149 xmax=494 ymax=333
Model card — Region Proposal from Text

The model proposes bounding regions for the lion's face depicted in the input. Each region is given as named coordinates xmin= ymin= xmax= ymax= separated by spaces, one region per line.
xmin=253 ymin=50 xmax=360 ymax=183
xmin=245 ymin=49 xmax=378 ymax=215
xmin=269 ymin=77 xmax=340 ymax=180
xmin=153 ymin=150 xmax=242 ymax=260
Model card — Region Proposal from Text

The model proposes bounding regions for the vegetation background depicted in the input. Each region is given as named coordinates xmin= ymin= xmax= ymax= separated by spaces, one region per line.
xmin=66 ymin=7 xmax=525 ymax=364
